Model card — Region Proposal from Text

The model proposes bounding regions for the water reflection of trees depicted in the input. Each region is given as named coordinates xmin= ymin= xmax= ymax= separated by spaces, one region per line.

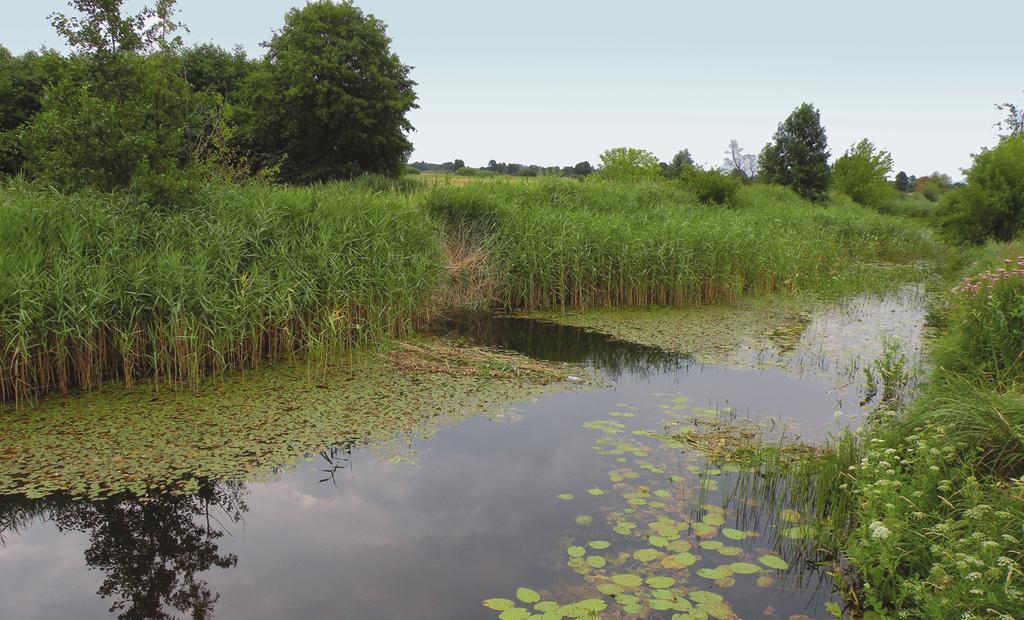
xmin=431 ymin=312 xmax=693 ymax=379
xmin=0 ymin=482 xmax=247 ymax=620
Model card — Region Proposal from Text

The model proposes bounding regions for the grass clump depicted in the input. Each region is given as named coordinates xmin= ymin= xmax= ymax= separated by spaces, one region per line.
xmin=0 ymin=179 xmax=444 ymax=402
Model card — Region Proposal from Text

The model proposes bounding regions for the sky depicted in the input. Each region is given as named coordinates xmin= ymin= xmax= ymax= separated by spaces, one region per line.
xmin=3 ymin=1 xmax=1022 ymax=177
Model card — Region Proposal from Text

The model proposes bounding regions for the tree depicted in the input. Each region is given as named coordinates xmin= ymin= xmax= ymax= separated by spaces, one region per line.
xmin=50 ymin=0 xmax=183 ymax=57
xmin=759 ymin=103 xmax=831 ymax=202
xmin=22 ymin=0 xmax=212 ymax=205
xmin=939 ymin=135 xmax=1024 ymax=243
xmin=234 ymin=1 xmax=417 ymax=182
xmin=453 ymin=159 xmax=465 ymax=171
xmin=663 ymin=149 xmax=695 ymax=179
xmin=721 ymin=140 xmax=757 ymax=179
xmin=831 ymin=139 xmax=895 ymax=207
xmin=894 ymin=170 xmax=911 ymax=192
xmin=0 ymin=47 xmax=68 ymax=174
xmin=179 ymin=43 xmax=252 ymax=101
xmin=573 ymin=161 xmax=594 ymax=177
xmin=596 ymin=147 xmax=661 ymax=182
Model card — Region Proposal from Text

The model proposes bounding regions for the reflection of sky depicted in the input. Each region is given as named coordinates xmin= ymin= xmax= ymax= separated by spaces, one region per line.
xmin=0 ymin=359 xmax=850 ymax=619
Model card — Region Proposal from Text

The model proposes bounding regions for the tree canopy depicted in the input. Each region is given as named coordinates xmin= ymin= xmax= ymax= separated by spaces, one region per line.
xmin=234 ymin=0 xmax=418 ymax=182
xmin=759 ymin=103 xmax=830 ymax=202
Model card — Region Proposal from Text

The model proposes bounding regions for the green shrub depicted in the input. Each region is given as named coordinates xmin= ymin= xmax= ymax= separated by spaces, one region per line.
xmin=21 ymin=53 xmax=211 ymax=207
xmin=831 ymin=139 xmax=896 ymax=207
xmin=939 ymin=136 xmax=1024 ymax=243
xmin=683 ymin=169 xmax=740 ymax=205
xmin=595 ymin=147 xmax=662 ymax=182
xmin=454 ymin=167 xmax=479 ymax=177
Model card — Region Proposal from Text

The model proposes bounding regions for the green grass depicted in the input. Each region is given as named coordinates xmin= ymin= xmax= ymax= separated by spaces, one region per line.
xmin=0 ymin=179 xmax=444 ymax=402
xmin=424 ymin=178 xmax=939 ymax=311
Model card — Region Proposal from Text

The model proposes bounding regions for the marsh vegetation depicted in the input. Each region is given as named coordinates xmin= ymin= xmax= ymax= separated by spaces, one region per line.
xmin=2 ymin=1 xmax=1024 ymax=619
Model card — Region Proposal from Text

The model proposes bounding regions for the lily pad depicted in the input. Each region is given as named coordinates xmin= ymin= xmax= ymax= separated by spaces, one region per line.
xmin=759 ymin=555 xmax=790 ymax=570
xmin=483 ymin=598 xmax=516 ymax=611
xmin=516 ymin=587 xmax=541 ymax=604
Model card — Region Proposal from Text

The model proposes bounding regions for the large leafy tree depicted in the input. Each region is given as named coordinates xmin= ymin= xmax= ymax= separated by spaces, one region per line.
xmin=759 ymin=103 xmax=831 ymax=202
xmin=235 ymin=1 xmax=418 ymax=182
xmin=831 ymin=139 xmax=894 ymax=207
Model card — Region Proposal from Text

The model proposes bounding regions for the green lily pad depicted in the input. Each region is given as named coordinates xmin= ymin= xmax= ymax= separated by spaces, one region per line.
xmin=697 ymin=567 xmax=726 ymax=579
xmin=647 ymin=576 xmax=676 ymax=589
xmin=730 ymin=562 xmax=761 ymax=574
xmin=567 ymin=546 xmax=586 ymax=558
xmin=557 ymin=493 xmax=574 ymax=501
xmin=633 ymin=548 xmax=660 ymax=562
xmin=586 ymin=555 xmax=606 ymax=568
xmin=722 ymin=528 xmax=746 ymax=540
xmin=588 ymin=540 xmax=610 ymax=549
xmin=516 ymin=587 xmax=541 ymax=604
xmin=759 ymin=555 xmax=790 ymax=570
xmin=483 ymin=598 xmax=516 ymax=611
xmin=612 ymin=574 xmax=643 ymax=587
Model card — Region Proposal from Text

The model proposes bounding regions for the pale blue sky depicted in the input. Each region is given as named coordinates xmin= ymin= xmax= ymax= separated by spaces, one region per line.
xmin=4 ymin=1 xmax=1021 ymax=177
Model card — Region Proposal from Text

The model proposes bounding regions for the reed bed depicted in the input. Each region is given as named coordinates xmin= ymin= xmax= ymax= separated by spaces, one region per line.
xmin=424 ymin=178 xmax=937 ymax=311
xmin=0 ymin=179 xmax=443 ymax=402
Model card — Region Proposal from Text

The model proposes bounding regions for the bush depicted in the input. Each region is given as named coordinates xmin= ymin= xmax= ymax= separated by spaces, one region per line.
xmin=454 ymin=167 xmax=480 ymax=177
xmin=683 ymin=169 xmax=739 ymax=206
xmin=596 ymin=147 xmax=662 ymax=182
xmin=831 ymin=139 xmax=896 ymax=207
xmin=939 ymin=136 xmax=1024 ymax=243
xmin=21 ymin=53 xmax=211 ymax=207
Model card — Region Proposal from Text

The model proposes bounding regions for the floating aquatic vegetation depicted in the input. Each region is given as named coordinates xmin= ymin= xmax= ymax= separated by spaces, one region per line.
xmin=485 ymin=393 xmax=839 ymax=620
xmin=0 ymin=338 xmax=582 ymax=499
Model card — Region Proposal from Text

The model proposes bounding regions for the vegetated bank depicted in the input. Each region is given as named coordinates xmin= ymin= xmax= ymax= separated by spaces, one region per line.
xmin=424 ymin=178 xmax=938 ymax=311
xmin=0 ymin=179 xmax=442 ymax=402
xmin=0 ymin=175 xmax=940 ymax=403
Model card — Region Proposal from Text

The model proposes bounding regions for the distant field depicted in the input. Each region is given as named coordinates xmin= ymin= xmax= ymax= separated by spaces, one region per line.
xmin=417 ymin=171 xmax=542 ymax=187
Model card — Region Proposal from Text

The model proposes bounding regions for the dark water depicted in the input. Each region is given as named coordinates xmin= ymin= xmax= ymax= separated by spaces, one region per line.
xmin=0 ymin=313 xmax=870 ymax=620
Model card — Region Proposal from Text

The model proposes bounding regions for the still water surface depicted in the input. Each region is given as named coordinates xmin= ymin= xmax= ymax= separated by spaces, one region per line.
xmin=0 ymin=293 xmax=924 ymax=619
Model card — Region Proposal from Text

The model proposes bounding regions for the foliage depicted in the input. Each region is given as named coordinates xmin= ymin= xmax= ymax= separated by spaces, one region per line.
xmin=178 ymin=42 xmax=252 ymax=100
xmin=0 ymin=179 xmax=443 ymax=401
xmin=21 ymin=51 xmax=211 ymax=206
xmin=684 ymin=169 xmax=740 ymax=206
xmin=596 ymin=147 xmax=662 ymax=182
xmin=663 ymin=149 xmax=695 ymax=180
xmin=916 ymin=172 xmax=953 ymax=202
xmin=50 ymin=0 xmax=184 ymax=56
xmin=573 ymin=161 xmax=594 ymax=177
xmin=938 ymin=136 xmax=1024 ymax=244
xmin=759 ymin=103 xmax=831 ymax=202
xmin=894 ymin=171 xmax=911 ymax=192
xmin=233 ymin=0 xmax=417 ymax=182
xmin=831 ymin=139 xmax=895 ymax=207
xmin=0 ymin=47 xmax=68 ymax=175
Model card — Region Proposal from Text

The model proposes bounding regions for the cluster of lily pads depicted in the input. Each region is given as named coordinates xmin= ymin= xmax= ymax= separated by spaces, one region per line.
xmin=483 ymin=397 xmax=831 ymax=620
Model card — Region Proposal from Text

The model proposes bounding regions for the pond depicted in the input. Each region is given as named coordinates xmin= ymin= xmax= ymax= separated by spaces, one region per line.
xmin=0 ymin=289 xmax=926 ymax=619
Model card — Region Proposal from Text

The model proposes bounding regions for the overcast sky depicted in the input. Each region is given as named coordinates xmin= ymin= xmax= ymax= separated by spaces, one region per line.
xmin=4 ymin=1 xmax=1021 ymax=177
